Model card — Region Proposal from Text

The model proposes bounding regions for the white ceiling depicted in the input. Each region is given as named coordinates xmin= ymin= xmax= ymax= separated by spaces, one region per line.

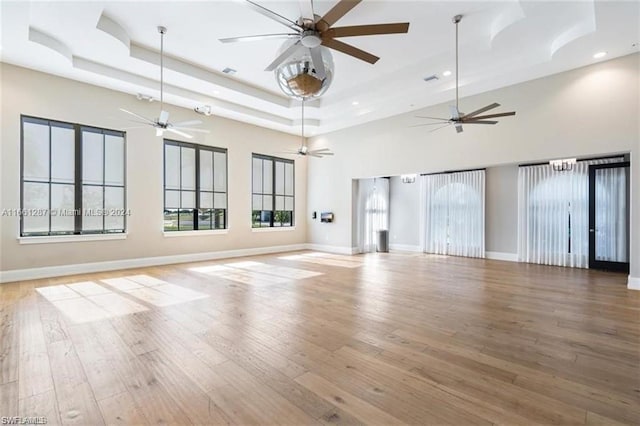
xmin=1 ymin=1 xmax=638 ymax=136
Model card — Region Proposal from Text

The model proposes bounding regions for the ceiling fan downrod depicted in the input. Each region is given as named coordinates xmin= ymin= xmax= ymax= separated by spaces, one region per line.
xmin=158 ymin=26 xmax=167 ymax=113
xmin=453 ymin=14 xmax=462 ymax=112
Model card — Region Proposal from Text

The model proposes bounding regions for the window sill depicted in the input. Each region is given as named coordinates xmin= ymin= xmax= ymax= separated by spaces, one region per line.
xmin=251 ymin=226 xmax=296 ymax=233
xmin=18 ymin=233 xmax=127 ymax=245
xmin=163 ymin=229 xmax=229 ymax=237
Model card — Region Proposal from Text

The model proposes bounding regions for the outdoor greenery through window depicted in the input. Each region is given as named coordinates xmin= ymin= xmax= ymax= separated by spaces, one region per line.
xmin=252 ymin=154 xmax=294 ymax=228
xmin=164 ymin=140 xmax=227 ymax=231
xmin=20 ymin=116 xmax=126 ymax=236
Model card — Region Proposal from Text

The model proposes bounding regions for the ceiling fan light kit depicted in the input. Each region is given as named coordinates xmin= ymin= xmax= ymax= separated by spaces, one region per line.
xmin=413 ymin=14 xmax=516 ymax=134
xmin=119 ymin=26 xmax=209 ymax=140
xmin=220 ymin=0 xmax=410 ymax=99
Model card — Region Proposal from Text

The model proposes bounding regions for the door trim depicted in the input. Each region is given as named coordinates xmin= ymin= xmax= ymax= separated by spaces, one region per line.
xmin=588 ymin=161 xmax=630 ymax=272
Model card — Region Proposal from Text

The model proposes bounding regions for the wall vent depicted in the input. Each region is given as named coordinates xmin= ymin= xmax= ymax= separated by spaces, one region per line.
xmin=222 ymin=67 xmax=237 ymax=75
xmin=423 ymin=74 xmax=439 ymax=82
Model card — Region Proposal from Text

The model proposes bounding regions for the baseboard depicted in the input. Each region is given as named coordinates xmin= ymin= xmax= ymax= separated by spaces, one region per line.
xmin=0 ymin=244 xmax=307 ymax=284
xmin=628 ymin=276 xmax=640 ymax=291
xmin=389 ymin=244 xmax=422 ymax=253
xmin=486 ymin=251 xmax=519 ymax=262
xmin=304 ymin=244 xmax=359 ymax=255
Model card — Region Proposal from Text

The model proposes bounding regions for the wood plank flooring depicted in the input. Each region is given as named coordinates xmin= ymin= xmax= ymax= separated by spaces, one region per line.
xmin=0 ymin=251 xmax=638 ymax=425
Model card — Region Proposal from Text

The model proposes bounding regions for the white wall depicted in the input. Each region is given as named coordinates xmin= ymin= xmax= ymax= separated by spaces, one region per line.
xmin=307 ymin=53 xmax=639 ymax=278
xmin=389 ymin=176 xmax=421 ymax=250
xmin=0 ymin=64 xmax=307 ymax=274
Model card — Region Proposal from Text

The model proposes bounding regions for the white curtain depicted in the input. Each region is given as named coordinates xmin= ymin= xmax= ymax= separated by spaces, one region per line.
xmin=424 ymin=170 xmax=485 ymax=258
xmin=517 ymin=158 xmax=624 ymax=268
xmin=595 ymin=167 xmax=628 ymax=262
xmin=356 ymin=178 xmax=390 ymax=253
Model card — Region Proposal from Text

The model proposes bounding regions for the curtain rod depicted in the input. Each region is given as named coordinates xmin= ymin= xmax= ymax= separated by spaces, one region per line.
xmin=518 ymin=154 xmax=627 ymax=168
xmin=420 ymin=167 xmax=485 ymax=176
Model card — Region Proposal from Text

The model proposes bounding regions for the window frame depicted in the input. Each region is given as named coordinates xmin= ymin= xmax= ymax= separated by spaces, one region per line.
xmin=163 ymin=139 xmax=228 ymax=232
xmin=251 ymin=153 xmax=295 ymax=228
xmin=19 ymin=115 xmax=127 ymax=237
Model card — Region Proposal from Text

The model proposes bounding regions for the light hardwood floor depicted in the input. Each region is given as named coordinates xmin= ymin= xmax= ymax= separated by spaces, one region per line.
xmin=1 ymin=251 xmax=638 ymax=425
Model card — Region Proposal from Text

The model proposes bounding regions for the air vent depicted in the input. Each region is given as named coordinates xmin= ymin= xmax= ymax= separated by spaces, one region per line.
xmin=222 ymin=67 xmax=237 ymax=75
xmin=423 ymin=74 xmax=439 ymax=82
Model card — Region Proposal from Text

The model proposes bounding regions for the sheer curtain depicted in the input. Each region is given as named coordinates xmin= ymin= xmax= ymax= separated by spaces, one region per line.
xmin=424 ymin=170 xmax=485 ymax=258
xmin=356 ymin=178 xmax=390 ymax=253
xmin=595 ymin=167 xmax=628 ymax=262
xmin=517 ymin=158 xmax=623 ymax=268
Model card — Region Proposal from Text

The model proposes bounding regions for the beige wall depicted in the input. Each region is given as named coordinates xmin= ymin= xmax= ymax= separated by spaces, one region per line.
xmin=0 ymin=64 xmax=307 ymax=272
xmin=485 ymin=165 xmax=518 ymax=254
xmin=307 ymin=54 xmax=639 ymax=276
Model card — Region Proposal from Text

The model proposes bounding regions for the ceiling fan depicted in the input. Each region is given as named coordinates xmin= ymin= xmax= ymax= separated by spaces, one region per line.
xmin=413 ymin=15 xmax=515 ymax=134
xmin=280 ymin=99 xmax=334 ymax=158
xmin=120 ymin=26 xmax=209 ymax=139
xmin=220 ymin=0 xmax=410 ymax=77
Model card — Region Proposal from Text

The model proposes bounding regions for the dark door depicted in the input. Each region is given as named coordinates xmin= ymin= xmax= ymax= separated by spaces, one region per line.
xmin=588 ymin=162 xmax=630 ymax=272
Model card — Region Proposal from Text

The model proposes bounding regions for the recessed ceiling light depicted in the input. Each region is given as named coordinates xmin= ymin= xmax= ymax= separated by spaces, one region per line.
xmin=442 ymin=70 xmax=452 ymax=77
xmin=352 ymin=101 xmax=359 ymax=106
xmin=593 ymin=51 xmax=607 ymax=59
xmin=213 ymin=90 xmax=220 ymax=95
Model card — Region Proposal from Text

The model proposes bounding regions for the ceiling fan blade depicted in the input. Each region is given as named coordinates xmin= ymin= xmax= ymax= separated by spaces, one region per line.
xmin=172 ymin=127 xmax=210 ymax=133
xmin=158 ymin=110 xmax=170 ymax=126
xmin=409 ymin=122 xmax=453 ymax=127
xmin=464 ymin=102 xmax=500 ymax=118
xmin=415 ymin=115 xmax=450 ymax=121
xmin=310 ymin=46 xmax=326 ymax=80
xmin=243 ymin=0 xmax=302 ymax=30
xmin=265 ymin=40 xmax=303 ymax=71
xmin=318 ymin=0 xmax=362 ymax=29
xmin=449 ymin=105 xmax=460 ymax=120
xmin=311 ymin=151 xmax=334 ymax=156
xmin=310 ymin=147 xmax=331 ymax=152
xmin=165 ymin=127 xmax=193 ymax=139
xmin=321 ymin=38 xmax=378 ymax=64
xmin=465 ymin=111 xmax=516 ymax=120
xmin=219 ymin=33 xmax=300 ymax=43
xmin=427 ymin=123 xmax=452 ymax=133
xmin=326 ymin=23 xmax=410 ymax=38
xmin=171 ymin=119 xmax=202 ymax=127
xmin=120 ymin=108 xmax=155 ymax=124
xmin=463 ymin=120 xmax=498 ymax=125
xmin=455 ymin=124 xmax=464 ymax=133
xmin=299 ymin=0 xmax=315 ymax=20
xmin=307 ymin=152 xmax=323 ymax=158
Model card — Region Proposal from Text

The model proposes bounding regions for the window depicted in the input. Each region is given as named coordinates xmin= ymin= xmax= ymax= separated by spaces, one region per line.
xmin=252 ymin=154 xmax=294 ymax=227
xmin=424 ymin=170 xmax=485 ymax=258
xmin=164 ymin=140 xmax=227 ymax=231
xmin=20 ymin=116 xmax=126 ymax=237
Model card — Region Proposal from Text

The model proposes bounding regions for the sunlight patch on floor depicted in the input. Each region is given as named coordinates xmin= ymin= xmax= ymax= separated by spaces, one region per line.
xmin=279 ymin=252 xmax=364 ymax=268
xmin=100 ymin=275 xmax=209 ymax=307
xmin=36 ymin=281 xmax=148 ymax=324
xmin=189 ymin=264 xmax=293 ymax=285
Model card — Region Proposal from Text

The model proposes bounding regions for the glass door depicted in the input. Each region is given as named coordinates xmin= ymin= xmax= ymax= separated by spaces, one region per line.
xmin=588 ymin=162 xmax=630 ymax=272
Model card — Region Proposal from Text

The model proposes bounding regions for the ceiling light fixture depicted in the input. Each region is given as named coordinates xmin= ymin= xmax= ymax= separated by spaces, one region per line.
xmin=593 ymin=51 xmax=607 ymax=59
xmin=442 ymin=70 xmax=452 ymax=77
xmin=352 ymin=101 xmax=359 ymax=106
